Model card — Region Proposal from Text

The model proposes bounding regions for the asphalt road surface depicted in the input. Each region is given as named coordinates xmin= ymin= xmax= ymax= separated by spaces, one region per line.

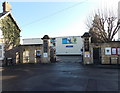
xmin=2 ymin=56 xmax=120 ymax=92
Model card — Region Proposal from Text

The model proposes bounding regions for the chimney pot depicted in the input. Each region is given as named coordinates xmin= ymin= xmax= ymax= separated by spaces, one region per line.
xmin=2 ymin=1 xmax=11 ymax=12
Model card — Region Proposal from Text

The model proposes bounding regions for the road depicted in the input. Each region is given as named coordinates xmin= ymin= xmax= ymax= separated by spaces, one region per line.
xmin=2 ymin=56 xmax=120 ymax=92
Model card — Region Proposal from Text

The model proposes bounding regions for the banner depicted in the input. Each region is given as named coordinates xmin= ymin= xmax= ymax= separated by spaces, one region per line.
xmin=62 ymin=37 xmax=77 ymax=44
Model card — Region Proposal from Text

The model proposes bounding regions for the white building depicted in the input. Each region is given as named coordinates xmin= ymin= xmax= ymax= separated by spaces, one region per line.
xmin=22 ymin=36 xmax=83 ymax=56
xmin=55 ymin=36 xmax=83 ymax=55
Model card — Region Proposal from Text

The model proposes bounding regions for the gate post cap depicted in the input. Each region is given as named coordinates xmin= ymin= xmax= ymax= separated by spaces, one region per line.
xmin=41 ymin=35 xmax=50 ymax=40
xmin=81 ymin=32 xmax=91 ymax=38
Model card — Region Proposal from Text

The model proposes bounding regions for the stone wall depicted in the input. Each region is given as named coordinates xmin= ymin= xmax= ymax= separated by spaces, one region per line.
xmin=100 ymin=42 xmax=120 ymax=64
xmin=3 ymin=46 xmax=20 ymax=65
xmin=90 ymin=41 xmax=120 ymax=64
xmin=2 ymin=44 xmax=43 ymax=65
xmin=19 ymin=45 xmax=43 ymax=63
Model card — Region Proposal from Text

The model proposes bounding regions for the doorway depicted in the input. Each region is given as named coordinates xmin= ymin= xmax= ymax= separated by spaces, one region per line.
xmin=93 ymin=48 xmax=101 ymax=64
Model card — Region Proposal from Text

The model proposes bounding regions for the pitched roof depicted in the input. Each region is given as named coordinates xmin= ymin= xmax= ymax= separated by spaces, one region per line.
xmin=0 ymin=11 xmax=21 ymax=32
xmin=0 ymin=13 xmax=3 ymax=17
xmin=81 ymin=32 xmax=91 ymax=38
xmin=0 ymin=11 xmax=9 ymax=18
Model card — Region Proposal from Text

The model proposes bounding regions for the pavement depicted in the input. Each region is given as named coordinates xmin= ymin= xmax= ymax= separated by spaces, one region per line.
xmin=1 ymin=56 xmax=120 ymax=92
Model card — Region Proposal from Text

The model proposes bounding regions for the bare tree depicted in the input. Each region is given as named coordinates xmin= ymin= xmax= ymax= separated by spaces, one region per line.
xmin=86 ymin=9 xmax=120 ymax=43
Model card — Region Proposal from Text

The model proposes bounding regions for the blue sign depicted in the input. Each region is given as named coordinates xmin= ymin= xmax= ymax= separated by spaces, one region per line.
xmin=81 ymin=49 xmax=83 ymax=52
xmin=66 ymin=45 xmax=73 ymax=48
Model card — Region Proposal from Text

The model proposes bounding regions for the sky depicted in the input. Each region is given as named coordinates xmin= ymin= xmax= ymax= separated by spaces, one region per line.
xmin=0 ymin=0 xmax=119 ymax=39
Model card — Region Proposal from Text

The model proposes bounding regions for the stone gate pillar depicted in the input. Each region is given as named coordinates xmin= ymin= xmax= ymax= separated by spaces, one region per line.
xmin=82 ymin=32 xmax=92 ymax=64
xmin=41 ymin=35 xmax=50 ymax=63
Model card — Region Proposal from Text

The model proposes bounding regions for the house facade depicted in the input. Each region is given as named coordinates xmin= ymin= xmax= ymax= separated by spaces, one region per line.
xmin=0 ymin=2 xmax=21 ymax=66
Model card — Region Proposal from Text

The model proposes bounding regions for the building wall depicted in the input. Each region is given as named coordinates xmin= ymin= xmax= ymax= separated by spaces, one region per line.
xmin=21 ymin=38 xmax=44 ymax=63
xmin=22 ymin=38 xmax=43 ymax=45
xmin=56 ymin=36 xmax=83 ymax=55
xmin=90 ymin=42 xmax=120 ymax=64
xmin=101 ymin=42 xmax=120 ymax=64
xmin=22 ymin=38 xmax=53 ymax=63
xmin=20 ymin=45 xmax=43 ymax=63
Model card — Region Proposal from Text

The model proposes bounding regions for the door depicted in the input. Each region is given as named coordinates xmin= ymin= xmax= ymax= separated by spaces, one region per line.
xmin=93 ymin=48 xmax=101 ymax=64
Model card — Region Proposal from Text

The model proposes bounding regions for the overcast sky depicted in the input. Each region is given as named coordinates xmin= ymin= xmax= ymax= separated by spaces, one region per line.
xmin=0 ymin=0 xmax=119 ymax=39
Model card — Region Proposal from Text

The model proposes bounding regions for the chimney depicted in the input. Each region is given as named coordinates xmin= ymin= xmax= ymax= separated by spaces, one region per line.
xmin=2 ymin=1 xmax=12 ymax=12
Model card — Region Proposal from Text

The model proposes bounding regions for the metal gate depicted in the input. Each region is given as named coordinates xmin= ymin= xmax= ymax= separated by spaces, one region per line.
xmin=93 ymin=48 xmax=101 ymax=64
